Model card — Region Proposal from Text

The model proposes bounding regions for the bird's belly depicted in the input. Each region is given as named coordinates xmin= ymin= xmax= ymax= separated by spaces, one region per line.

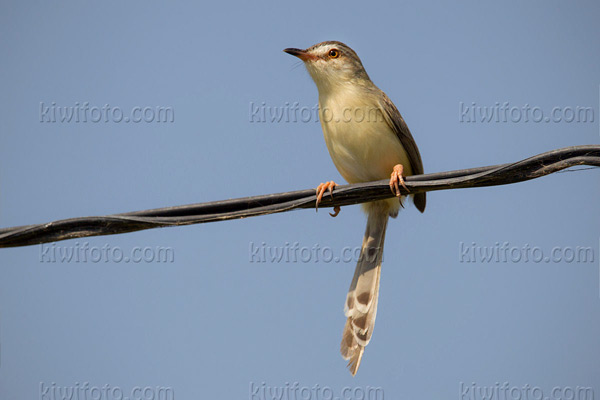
xmin=321 ymin=116 xmax=412 ymax=184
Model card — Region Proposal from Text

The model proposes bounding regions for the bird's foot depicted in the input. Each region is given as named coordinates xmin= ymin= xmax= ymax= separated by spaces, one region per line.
xmin=389 ymin=164 xmax=409 ymax=197
xmin=315 ymin=181 xmax=339 ymax=217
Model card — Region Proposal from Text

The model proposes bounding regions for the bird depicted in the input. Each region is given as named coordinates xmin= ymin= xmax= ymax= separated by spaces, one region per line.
xmin=284 ymin=41 xmax=426 ymax=375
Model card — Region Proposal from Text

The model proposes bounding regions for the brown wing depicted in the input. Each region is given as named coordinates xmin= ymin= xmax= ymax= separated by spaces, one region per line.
xmin=378 ymin=91 xmax=426 ymax=213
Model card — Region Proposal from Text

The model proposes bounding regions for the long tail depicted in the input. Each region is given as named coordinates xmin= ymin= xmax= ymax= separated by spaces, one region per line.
xmin=340 ymin=202 xmax=390 ymax=375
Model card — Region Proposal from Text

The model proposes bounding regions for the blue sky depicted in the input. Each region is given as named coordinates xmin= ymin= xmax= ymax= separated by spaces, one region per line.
xmin=1 ymin=1 xmax=599 ymax=399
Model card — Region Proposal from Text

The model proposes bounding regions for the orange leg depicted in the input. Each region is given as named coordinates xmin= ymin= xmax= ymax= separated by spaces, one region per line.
xmin=389 ymin=164 xmax=410 ymax=197
xmin=315 ymin=181 xmax=340 ymax=217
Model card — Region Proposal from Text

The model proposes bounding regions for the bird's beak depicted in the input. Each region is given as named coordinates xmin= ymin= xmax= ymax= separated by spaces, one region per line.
xmin=283 ymin=48 xmax=316 ymax=62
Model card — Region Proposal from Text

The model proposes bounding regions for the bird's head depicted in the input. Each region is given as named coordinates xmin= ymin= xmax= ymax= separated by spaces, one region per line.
xmin=284 ymin=41 xmax=370 ymax=92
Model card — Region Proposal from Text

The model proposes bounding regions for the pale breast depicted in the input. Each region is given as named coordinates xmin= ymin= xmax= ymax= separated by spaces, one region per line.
xmin=319 ymin=93 xmax=412 ymax=184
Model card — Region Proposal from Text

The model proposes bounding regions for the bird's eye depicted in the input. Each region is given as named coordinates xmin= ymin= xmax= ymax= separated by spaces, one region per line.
xmin=328 ymin=49 xmax=340 ymax=58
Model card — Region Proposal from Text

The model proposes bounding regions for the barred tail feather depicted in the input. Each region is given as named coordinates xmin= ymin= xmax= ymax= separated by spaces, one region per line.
xmin=340 ymin=203 xmax=389 ymax=375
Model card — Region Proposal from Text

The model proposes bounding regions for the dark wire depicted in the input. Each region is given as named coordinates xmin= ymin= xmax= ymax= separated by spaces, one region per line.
xmin=1 ymin=145 xmax=599 ymax=248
